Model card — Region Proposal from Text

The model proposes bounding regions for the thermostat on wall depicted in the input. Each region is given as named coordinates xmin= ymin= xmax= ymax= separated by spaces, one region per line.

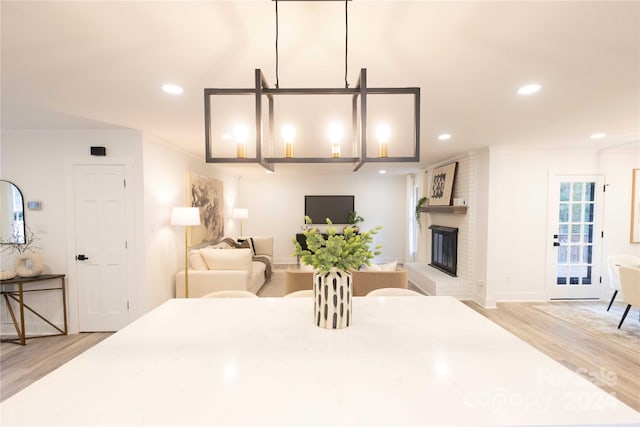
xmin=27 ymin=201 xmax=42 ymax=210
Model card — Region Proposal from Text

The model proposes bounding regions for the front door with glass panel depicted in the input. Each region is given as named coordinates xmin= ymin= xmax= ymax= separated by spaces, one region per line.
xmin=547 ymin=175 xmax=604 ymax=299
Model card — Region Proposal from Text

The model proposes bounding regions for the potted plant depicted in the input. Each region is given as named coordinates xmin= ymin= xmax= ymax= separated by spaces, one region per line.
xmin=415 ymin=196 xmax=427 ymax=230
xmin=293 ymin=216 xmax=382 ymax=329
xmin=346 ymin=210 xmax=364 ymax=232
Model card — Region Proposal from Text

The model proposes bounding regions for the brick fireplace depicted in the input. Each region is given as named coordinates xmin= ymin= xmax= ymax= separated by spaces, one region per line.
xmin=428 ymin=225 xmax=458 ymax=277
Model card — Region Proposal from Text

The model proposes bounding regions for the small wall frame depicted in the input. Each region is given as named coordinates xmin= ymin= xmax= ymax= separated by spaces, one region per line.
xmin=631 ymin=168 xmax=640 ymax=243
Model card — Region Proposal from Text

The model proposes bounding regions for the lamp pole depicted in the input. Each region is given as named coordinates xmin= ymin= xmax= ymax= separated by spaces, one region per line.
xmin=171 ymin=207 xmax=201 ymax=298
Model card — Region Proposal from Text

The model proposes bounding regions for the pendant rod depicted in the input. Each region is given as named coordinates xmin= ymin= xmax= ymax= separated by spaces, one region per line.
xmin=275 ymin=0 xmax=280 ymax=89
xmin=344 ymin=0 xmax=349 ymax=88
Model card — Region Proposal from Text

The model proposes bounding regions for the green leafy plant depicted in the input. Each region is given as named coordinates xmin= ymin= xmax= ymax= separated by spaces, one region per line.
xmin=293 ymin=216 xmax=382 ymax=274
xmin=415 ymin=196 xmax=427 ymax=230
xmin=346 ymin=210 xmax=364 ymax=225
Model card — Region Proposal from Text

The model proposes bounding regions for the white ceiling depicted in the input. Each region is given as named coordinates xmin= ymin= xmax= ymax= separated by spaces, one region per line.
xmin=2 ymin=1 xmax=639 ymax=176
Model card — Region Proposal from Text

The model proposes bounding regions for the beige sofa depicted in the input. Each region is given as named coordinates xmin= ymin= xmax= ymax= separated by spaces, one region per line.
xmin=176 ymin=236 xmax=273 ymax=298
xmin=285 ymin=267 xmax=408 ymax=297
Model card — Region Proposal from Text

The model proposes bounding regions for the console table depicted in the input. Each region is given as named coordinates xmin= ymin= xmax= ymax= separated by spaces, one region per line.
xmin=0 ymin=274 xmax=67 ymax=345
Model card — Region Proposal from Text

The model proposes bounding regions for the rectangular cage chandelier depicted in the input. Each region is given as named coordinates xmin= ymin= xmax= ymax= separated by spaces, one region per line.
xmin=204 ymin=69 xmax=420 ymax=172
xmin=203 ymin=0 xmax=420 ymax=172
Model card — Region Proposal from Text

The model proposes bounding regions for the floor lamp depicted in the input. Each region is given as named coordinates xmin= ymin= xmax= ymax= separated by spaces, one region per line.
xmin=171 ymin=207 xmax=201 ymax=298
xmin=232 ymin=208 xmax=248 ymax=237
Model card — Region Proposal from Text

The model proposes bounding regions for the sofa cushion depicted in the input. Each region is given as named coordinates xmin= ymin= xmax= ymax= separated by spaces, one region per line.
xmin=363 ymin=260 xmax=398 ymax=272
xmin=201 ymin=248 xmax=253 ymax=275
xmin=251 ymin=236 xmax=273 ymax=258
xmin=189 ymin=250 xmax=208 ymax=270
xmin=300 ymin=262 xmax=314 ymax=272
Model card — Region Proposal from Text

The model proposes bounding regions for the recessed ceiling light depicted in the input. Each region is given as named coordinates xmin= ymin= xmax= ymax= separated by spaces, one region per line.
xmin=590 ymin=133 xmax=606 ymax=139
xmin=379 ymin=170 xmax=387 ymax=174
xmin=266 ymin=170 xmax=273 ymax=174
xmin=162 ymin=84 xmax=183 ymax=95
xmin=438 ymin=134 xmax=451 ymax=141
xmin=517 ymin=83 xmax=541 ymax=95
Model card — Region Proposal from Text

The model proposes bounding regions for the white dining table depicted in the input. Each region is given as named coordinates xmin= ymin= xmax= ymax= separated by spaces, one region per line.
xmin=1 ymin=296 xmax=638 ymax=426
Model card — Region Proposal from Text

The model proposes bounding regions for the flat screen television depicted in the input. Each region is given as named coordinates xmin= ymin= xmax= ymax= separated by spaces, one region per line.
xmin=305 ymin=195 xmax=354 ymax=224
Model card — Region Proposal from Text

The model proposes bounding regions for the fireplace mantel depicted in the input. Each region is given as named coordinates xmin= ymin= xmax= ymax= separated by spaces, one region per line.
xmin=421 ymin=205 xmax=468 ymax=214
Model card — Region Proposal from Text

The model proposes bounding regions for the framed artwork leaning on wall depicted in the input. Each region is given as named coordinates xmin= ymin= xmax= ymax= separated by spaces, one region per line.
xmin=428 ymin=162 xmax=457 ymax=206
xmin=187 ymin=171 xmax=224 ymax=245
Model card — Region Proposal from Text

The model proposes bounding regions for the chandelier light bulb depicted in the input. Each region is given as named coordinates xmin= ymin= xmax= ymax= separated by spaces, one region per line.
xmin=376 ymin=123 xmax=390 ymax=158
xmin=281 ymin=124 xmax=295 ymax=158
xmin=233 ymin=124 xmax=249 ymax=158
xmin=328 ymin=123 xmax=343 ymax=144
xmin=376 ymin=123 xmax=391 ymax=143
xmin=328 ymin=123 xmax=343 ymax=158
xmin=233 ymin=124 xmax=249 ymax=143
xmin=281 ymin=124 xmax=296 ymax=143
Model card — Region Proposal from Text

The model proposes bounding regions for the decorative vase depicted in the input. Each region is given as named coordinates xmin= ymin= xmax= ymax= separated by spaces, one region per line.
xmin=14 ymin=252 xmax=44 ymax=277
xmin=313 ymin=268 xmax=352 ymax=329
xmin=0 ymin=270 xmax=16 ymax=280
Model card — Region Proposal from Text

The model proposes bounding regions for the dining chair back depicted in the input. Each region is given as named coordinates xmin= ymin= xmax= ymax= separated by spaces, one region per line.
xmin=606 ymin=254 xmax=640 ymax=311
xmin=366 ymin=288 xmax=423 ymax=297
xmin=201 ymin=290 xmax=258 ymax=298
xmin=284 ymin=290 xmax=314 ymax=298
xmin=617 ymin=266 xmax=640 ymax=329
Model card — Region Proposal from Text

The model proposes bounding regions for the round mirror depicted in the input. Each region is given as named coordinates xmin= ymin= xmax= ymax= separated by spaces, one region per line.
xmin=0 ymin=180 xmax=26 ymax=244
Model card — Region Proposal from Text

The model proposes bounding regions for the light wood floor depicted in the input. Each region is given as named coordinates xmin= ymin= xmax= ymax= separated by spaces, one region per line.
xmin=1 ymin=301 xmax=638 ymax=413
xmin=465 ymin=300 xmax=640 ymax=412
xmin=1 ymin=332 xmax=112 ymax=402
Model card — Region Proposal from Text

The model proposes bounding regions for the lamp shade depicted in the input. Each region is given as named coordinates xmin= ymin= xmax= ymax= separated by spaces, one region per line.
xmin=170 ymin=207 xmax=201 ymax=226
xmin=232 ymin=208 xmax=249 ymax=219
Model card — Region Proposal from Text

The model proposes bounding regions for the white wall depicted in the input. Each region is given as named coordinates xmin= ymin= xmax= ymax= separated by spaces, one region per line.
xmin=0 ymin=130 xmax=241 ymax=333
xmin=142 ymin=134 xmax=239 ymax=311
xmin=0 ymin=129 xmax=145 ymax=333
xmin=473 ymin=148 xmax=490 ymax=305
xmin=599 ymin=142 xmax=640 ymax=295
xmin=237 ymin=173 xmax=407 ymax=265
xmin=483 ymin=145 xmax=639 ymax=303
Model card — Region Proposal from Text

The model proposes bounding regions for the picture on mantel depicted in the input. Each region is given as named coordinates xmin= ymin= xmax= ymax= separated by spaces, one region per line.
xmin=187 ymin=171 xmax=224 ymax=245
xmin=428 ymin=162 xmax=457 ymax=206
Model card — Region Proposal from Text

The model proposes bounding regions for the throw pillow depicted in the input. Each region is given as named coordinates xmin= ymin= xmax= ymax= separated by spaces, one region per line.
xmin=210 ymin=241 xmax=232 ymax=249
xmin=189 ymin=250 xmax=207 ymax=270
xmin=380 ymin=260 xmax=398 ymax=271
xmin=300 ymin=262 xmax=314 ymax=272
xmin=363 ymin=260 xmax=397 ymax=272
xmin=363 ymin=263 xmax=382 ymax=272
xmin=237 ymin=238 xmax=257 ymax=255
xmin=201 ymin=248 xmax=253 ymax=275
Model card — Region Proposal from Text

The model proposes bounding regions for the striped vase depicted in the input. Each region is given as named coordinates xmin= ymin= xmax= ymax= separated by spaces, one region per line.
xmin=313 ymin=268 xmax=352 ymax=329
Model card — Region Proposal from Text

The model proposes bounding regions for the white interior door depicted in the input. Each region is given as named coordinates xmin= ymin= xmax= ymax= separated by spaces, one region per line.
xmin=547 ymin=175 xmax=604 ymax=299
xmin=73 ymin=164 xmax=129 ymax=331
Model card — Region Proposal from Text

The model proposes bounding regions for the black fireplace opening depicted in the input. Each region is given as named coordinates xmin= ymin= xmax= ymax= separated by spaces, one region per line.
xmin=429 ymin=225 xmax=458 ymax=277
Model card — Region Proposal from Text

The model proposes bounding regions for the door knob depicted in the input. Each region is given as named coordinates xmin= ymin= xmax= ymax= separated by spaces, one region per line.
xmin=553 ymin=242 xmax=560 ymax=247
xmin=76 ymin=254 xmax=89 ymax=261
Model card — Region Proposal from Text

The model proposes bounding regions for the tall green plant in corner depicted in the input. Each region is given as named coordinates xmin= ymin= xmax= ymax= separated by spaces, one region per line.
xmin=292 ymin=216 xmax=382 ymax=273
xmin=416 ymin=196 xmax=427 ymax=230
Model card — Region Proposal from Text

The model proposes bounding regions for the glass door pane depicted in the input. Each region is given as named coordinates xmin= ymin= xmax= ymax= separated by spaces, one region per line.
xmin=556 ymin=181 xmax=595 ymax=287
